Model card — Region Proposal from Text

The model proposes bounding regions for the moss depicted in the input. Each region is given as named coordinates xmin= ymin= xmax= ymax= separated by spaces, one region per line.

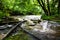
xmin=5 ymin=30 xmax=31 ymax=40
xmin=42 ymin=14 xmax=60 ymax=22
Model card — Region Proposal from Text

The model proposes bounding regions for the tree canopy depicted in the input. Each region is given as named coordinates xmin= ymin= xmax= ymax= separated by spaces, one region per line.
xmin=0 ymin=0 xmax=60 ymax=19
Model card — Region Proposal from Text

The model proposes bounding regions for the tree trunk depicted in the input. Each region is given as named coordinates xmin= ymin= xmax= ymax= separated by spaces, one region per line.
xmin=58 ymin=0 xmax=60 ymax=15
xmin=0 ymin=0 xmax=3 ymax=10
xmin=47 ymin=0 xmax=51 ymax=16
xmin=37 ymin=0 xmax=48 ymax=15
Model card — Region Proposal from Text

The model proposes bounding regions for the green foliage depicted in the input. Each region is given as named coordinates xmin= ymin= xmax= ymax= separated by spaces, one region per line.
xmin=5 ymin=30 xmax=31 ymax=40
xmin=50 ymin=0 xmax=58 ymax=15
xmin=0 ymin=0 xmax=60 ymax=20
xmin=0 ymin=11 xmax=5 ymax=19
xmin=0 ymin=10 xmax=10 ymax=19
xmin=42 ymin=14 xmax=55 ymax=20
xmin=1 ymin=0 xmax=42 ymax=15
xmin=42 ymin=14 xmax=60 ymax=22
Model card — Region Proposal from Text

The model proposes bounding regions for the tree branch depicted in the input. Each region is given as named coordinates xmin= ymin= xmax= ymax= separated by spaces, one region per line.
xmin=47 ymin=0 xmax=51 ymax=15
xmin=37 ymin=0 xmax=48 ymax=15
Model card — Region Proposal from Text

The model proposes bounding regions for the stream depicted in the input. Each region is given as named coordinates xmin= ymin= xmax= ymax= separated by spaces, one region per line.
xmin=0 ymin=20 xmax=60 ymax=40
xmin=0 ymin=15 xmax=60 ymax=40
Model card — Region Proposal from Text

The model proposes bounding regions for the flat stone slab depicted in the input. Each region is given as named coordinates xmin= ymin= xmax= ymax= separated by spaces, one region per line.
xmin=11 ymin=15 xmax=42 ymax=21
xmin=23 ymin=15 xmax=42 ymax=20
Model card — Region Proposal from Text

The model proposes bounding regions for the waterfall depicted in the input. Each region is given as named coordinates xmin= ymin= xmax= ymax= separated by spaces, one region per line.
xmin=40 ymin=20 xmax=48 ymax=32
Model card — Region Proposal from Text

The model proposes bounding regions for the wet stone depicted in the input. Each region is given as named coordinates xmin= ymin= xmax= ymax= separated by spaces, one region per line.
xmin=0 ymin=19 xmax=60 ymax=40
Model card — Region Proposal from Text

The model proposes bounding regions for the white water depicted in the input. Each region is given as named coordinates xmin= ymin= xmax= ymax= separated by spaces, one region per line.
xmin=40 ymin=20 xmax=48 ymax=32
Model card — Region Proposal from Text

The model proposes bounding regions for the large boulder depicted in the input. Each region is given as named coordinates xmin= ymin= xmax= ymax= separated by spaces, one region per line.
xmin=23 ymin=15 xmax=42 ymax=21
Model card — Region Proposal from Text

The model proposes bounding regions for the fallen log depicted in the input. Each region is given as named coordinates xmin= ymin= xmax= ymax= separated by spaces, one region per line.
xmin=2 ymin=20 xmax=41 ymax=40
xmin=1 ymin=20 xmax=26 ymax=40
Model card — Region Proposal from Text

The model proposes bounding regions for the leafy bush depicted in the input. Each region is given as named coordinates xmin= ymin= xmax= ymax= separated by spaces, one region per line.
xmin=1 ymin=0 xmax=42 ymax=15
xmin=0 ymin=11 xmax=5 ymax=19
xmin=0 ymin=10 xmax=10 ymax=19
xmin=42 ymin=14 xmax=55 ymax=20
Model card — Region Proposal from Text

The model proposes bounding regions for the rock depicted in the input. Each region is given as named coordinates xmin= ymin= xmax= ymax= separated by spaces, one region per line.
xmin=23 ymin=15 xmax=42 ymax=20
xmin=0 ymin=25 xmax=7 ymax=29
xmin=17 ymin=18 xmax=23 ymax=21
xmin=7 ymin=25 xmax=13 ymax=28
xmin=0 ymin=24 xmax=13 ymax=29
xmin=12 ymin=16 xmax=23 ymax=21
xmin=33 ymin=28 xmax=39 ymax=32
xmin=21 ymin=23 xmax=26 ymax=28
xmin=48 ymin=21 xmax=60 ymax=31
xmin=26 ymin=20 xmax=35 ymax=26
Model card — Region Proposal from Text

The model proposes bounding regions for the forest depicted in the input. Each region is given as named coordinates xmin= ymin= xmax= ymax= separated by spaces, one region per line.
xmin=0 ymin=0 xmax=60 ymax=40
xmin=0 ymin=0 xmax=60 ymax=20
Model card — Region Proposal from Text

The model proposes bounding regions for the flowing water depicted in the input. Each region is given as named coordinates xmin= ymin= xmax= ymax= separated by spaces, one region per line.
xmin=40 ymin=20 xmax=48 ymax=32
xmin=0 ymin=15 xmax=60 ymax=40
xmin=0 ymin=20 xmax=60 ymax=40
xmin=20 ymin=20 xmax=60 ymax=40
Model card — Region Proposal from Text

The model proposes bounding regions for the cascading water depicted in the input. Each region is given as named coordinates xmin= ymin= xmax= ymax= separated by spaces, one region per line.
xmin=40 ymin=20 xmax=49 ymax=32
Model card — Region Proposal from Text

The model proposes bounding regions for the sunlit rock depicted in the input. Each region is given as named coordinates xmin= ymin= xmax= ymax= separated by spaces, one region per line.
xmin=7 ymin=25 xmax=12 ymax=27
xmin=33 ymin=28 xmax=39 ymax=31
xmin=17 ymin=18 xmax=23 ymax=21
xmin=23 ymin=15 xmax=42 ymax=20
xmin=13 ymin=17 xmax=23 ymax=21
xmin=26 ymin=20 xmax=35 ymax=26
